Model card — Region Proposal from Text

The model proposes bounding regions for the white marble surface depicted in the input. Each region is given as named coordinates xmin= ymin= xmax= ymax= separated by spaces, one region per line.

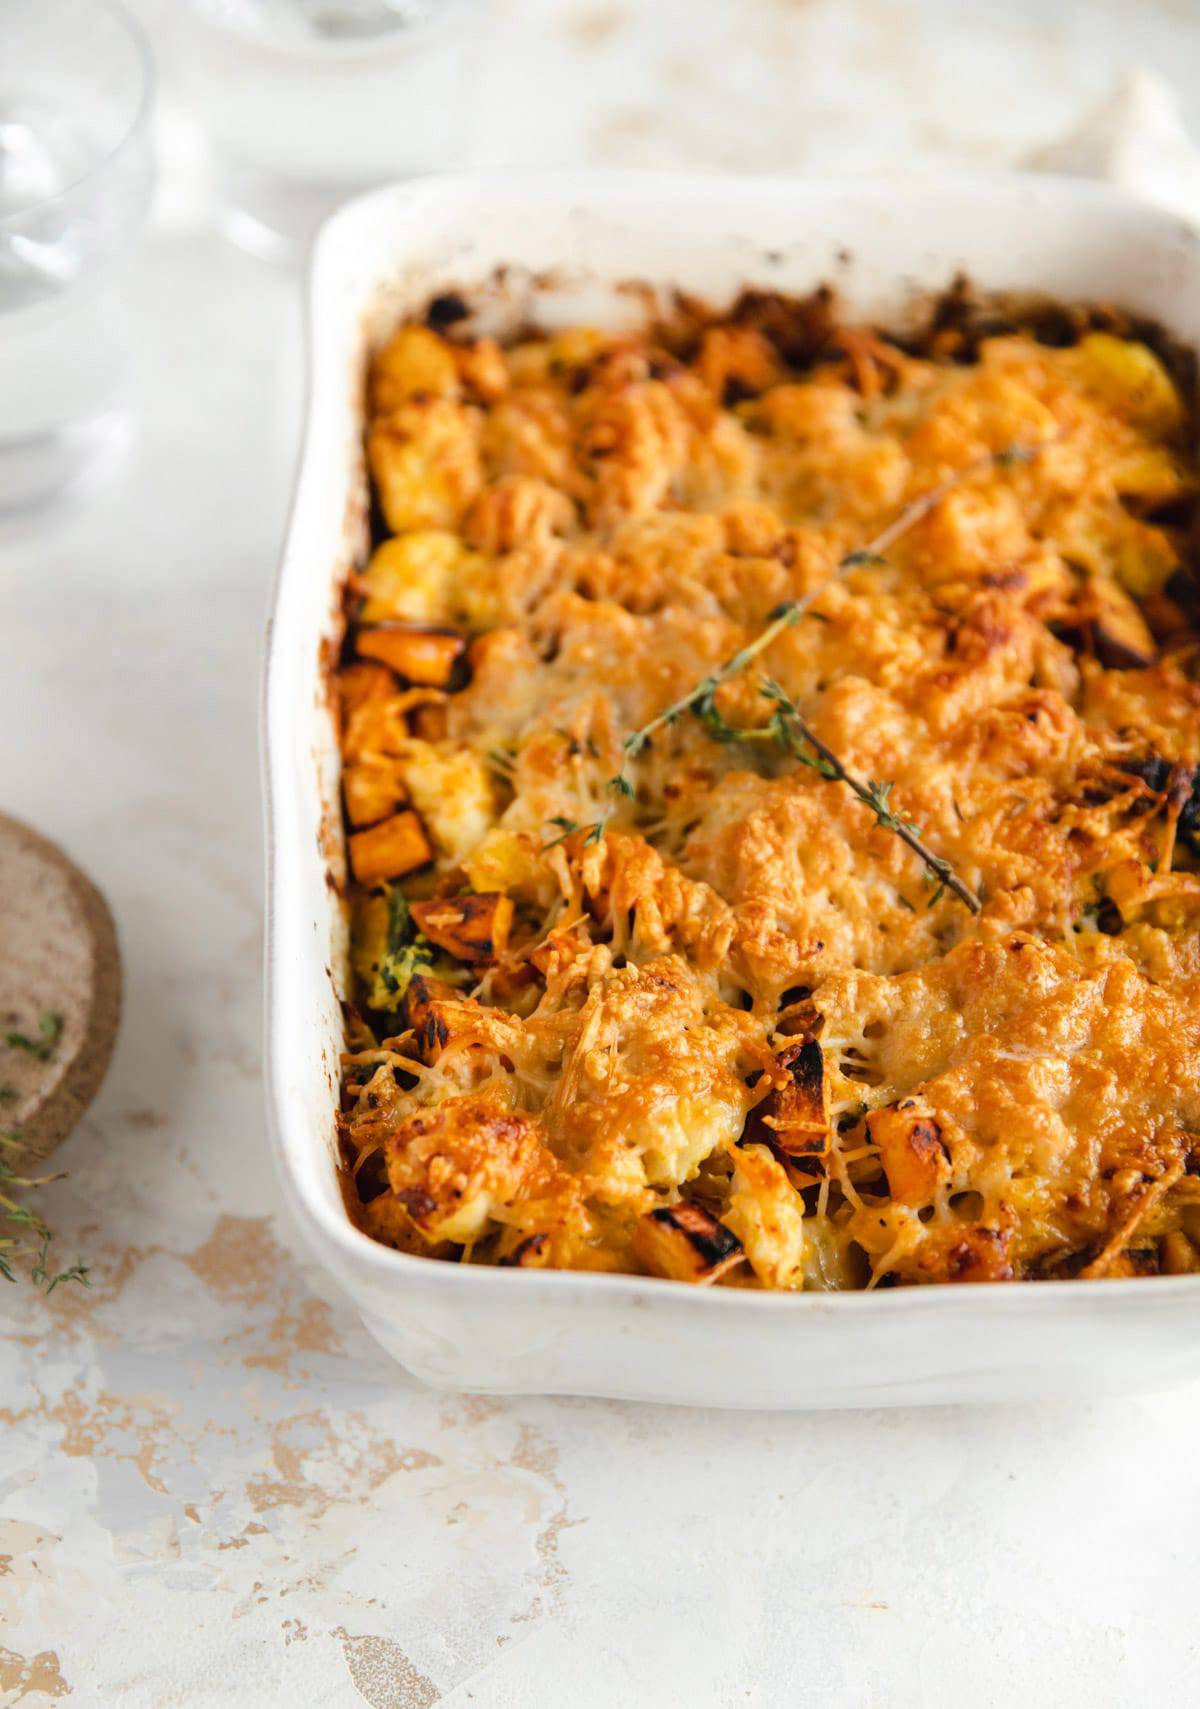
xmin=4 ymin=2 xmax=1200 ymax=1704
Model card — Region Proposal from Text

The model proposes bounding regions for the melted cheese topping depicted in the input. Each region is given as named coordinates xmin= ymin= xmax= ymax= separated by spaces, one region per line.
xmin=337 ymin=305 xmax=1200 ymax=1289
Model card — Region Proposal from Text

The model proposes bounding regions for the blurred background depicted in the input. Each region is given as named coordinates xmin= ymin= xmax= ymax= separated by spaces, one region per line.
xmin=139 ymin=0 xmax=1200 ymax=187
xmin=8 ymin=0 xmax=1200 ymax=514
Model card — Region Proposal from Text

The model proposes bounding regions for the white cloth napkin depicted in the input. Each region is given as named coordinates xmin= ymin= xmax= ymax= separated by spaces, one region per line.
xmin=1028 ymin=69 xmax=1200 ymax=224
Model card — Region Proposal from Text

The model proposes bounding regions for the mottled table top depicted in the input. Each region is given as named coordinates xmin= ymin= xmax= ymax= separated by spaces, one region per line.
xmin=4 ymin=2 xmax=1200 ymax=1704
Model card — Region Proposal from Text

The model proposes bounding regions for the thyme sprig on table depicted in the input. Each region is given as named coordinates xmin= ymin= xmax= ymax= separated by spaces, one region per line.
xmin=584 ymin=437 xmax=1059 ymax=908
xmin=0 ymin=1139 xmax=88 ymax=1292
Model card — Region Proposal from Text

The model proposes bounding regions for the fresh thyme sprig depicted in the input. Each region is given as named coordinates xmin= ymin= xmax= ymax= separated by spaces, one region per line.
xmin=31 ymin=1235 xmax=90 ymax=1295
xmin=544 ymin=815 xmax=579 ymax=848
xmin=584 ymin=436 xmax=1059 ymax=894
xmin=689 ymin=676 xmax=980 ymax=908
xmin=759 ymin=680 xmax=981 ymax=910
xmin=0 ymin=1142 xmax=87 ymax=1292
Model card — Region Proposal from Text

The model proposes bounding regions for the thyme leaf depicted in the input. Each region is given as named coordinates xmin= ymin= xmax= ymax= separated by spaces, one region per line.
xmin=0 ymin=1122 xmax=86 ymax=1292
xmin=544 ymin=816 xmax=579 ymax=848
xmin=581 ymin=436 xmax=1057 ymax=896
xmin=752 ymin=679 xmax=983 ymax=912
xmin=29 ymin=1234 xmax=90 ymax=1296
xmin=4 ymin=1011 xmax=62 ymax=1061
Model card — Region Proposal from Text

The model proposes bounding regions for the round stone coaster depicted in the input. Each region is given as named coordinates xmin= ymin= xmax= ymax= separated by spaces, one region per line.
xmin=0 ymin=813 xmax=121 ymax=1161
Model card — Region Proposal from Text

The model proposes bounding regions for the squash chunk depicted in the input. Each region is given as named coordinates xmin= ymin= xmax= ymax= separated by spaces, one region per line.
xmin=393 ymin=973 xmax=458 ymax=1057
xmin=745 ymin=1037 xmax=830 ymax=1156
xmin=367 ymin=398 xmax=481 ymax=534
xmin=723 ymin=1143 xmax=806 ymax=1289
xmin=343 ymin=761 xmax=407 ymax=828
xmin=409 ymin=893 xmax=513 ymax=963
xmin=360 ymin=530 xmax=472 ymax=624
xmin=868 ymin=1102 xmax=950 ymax=1205
xmin=348 ymin=810 xmax=434 ymax=885
xmin=357 ymin=624 xmax=466 ymax=686
xmin=633 ymin=1203 xmax=744 ymax=1284
xmin=370 ymin=324 xmax=460 ymax=414
xmin=337 ymin=661 xmax=395 ymax=724
xmin=1072 ymin=334 xmax=1183 ymax=433
xmin=1085 ymin=578 xmax=1156 ymax=670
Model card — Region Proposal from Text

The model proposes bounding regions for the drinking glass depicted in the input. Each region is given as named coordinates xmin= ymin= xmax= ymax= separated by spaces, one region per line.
xmin=0 ymin=0 xmax=154 ymax=513
xmin=173 ymin=0 xmax=480 ymax=263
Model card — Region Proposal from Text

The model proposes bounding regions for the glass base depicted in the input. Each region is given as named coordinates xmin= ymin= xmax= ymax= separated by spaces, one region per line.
xmin=0 ymin=411 xmax=129 ymax=516
xmin=213 ymin=156 xmax=381 ymax=265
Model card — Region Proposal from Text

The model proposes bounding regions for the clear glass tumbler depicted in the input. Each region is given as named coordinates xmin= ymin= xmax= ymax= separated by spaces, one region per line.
xmin=173 ymin=0 xmax=479 ymax=263
xmin=0 ymin=0 xmax=154 ymax=513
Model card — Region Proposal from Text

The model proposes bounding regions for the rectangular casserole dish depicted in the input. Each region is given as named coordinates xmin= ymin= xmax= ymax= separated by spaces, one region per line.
xmin=265 ymin=170 xmax=1200 ymax=1408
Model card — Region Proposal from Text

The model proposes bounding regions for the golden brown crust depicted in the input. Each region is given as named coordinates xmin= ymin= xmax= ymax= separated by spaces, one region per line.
xmin=337 ymin=292 xmax=1200 ymax=1289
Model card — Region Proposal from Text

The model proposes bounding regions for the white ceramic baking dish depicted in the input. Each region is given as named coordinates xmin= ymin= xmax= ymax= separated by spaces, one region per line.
xmin=265 ymin=170 xmax=1200 ymax=1408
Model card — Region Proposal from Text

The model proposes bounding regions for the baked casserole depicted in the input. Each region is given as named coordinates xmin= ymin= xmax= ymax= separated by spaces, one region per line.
xmin=335 ymin=283 xmax=1200 ymax=1291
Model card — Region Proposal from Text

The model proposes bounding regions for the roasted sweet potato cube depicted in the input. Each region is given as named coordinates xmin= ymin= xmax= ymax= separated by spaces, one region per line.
xmin=336 ymin=661 xmax=395 ymax=725
xmin=409 ymin=893 xmax=513 ymax=963
xmin=745 ymin=1038 xmax=830 ymax=1156
xmin=356 ymin=625 xmax=466 ymax=687
xmin=868 ymin=1102 xmax=950 ymax=1205
xmin=343 ymin=761 xmax=408 ymax=828
xmin=633 ymin=1203 xmax=744 ymax=1284
xmin=348 ymin=810 xmax=434 ymax=885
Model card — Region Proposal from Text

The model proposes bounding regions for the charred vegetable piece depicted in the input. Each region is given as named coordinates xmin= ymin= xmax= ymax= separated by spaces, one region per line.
xmin=343 ymin=761 xmax=408 ymax=829
xmin=348 ymin=809 xmax=434 ymax=885
xmin=776 ymin=999 xmax=820 ymax=1039
xmin=1115 ymin=755 xmax=1200 ymax=849
xmin=408 ymin=893 xmax=513 ymax=963
xmin=1091 ymin=578 xmax=1157 ymax=669
xmin=500 ymin=1233 xmax=551 ymax=1268
xmin=397 ymin=972 xmax=457 ymax=1056
xmin=632 ymin=1203 xmax=744 ymax=1284
xmin=744 ymin=1037 xmax=830 ymax=1156
xmin=1060 ymin=577 xmax=1156 ymax=670
xmin=867 ymin=1101 xmax=950 ymax=1205
xmin=936 ymin=1226 xmax=1014 ymax=1284
xmin=357 ymin=625 xmax=466 ymax=687
xmin=1166 ymin=565 xmax=1200 ymax=621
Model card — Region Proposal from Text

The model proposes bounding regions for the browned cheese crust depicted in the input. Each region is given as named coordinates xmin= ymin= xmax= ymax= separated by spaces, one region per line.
xmin=335 ymin=287 xmax=1200 ymax=1289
